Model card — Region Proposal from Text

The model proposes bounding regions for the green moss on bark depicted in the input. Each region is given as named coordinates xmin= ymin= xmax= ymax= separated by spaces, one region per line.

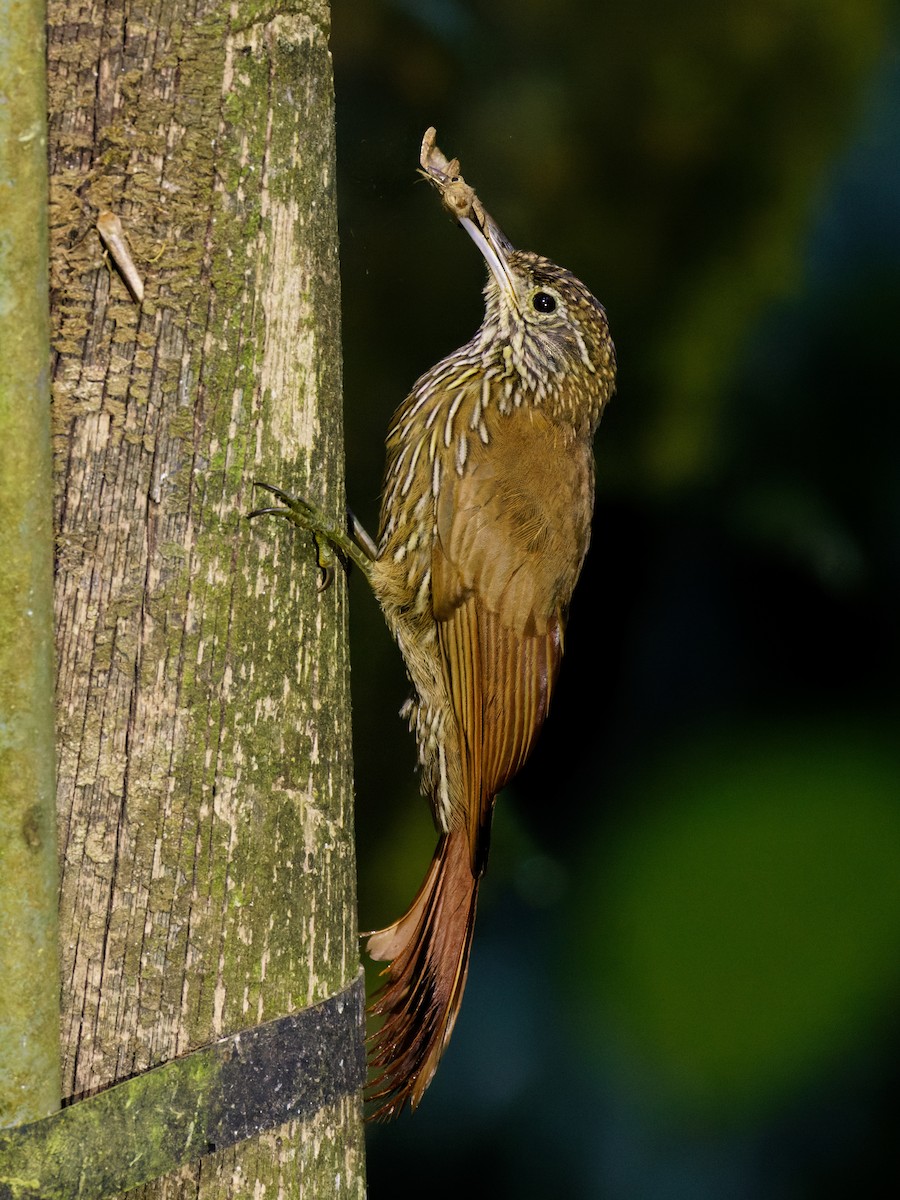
xmin=0 ymin=0 xmax=62 ymax=1131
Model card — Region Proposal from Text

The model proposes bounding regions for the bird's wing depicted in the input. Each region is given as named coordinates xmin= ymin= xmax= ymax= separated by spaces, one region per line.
xmin=432 ymin=409 xmax=592 ymax=870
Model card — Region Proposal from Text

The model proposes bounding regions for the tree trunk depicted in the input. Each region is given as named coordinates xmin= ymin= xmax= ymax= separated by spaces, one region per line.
xmin=46 ymin=0 xmax=364 ymax=1194
xmin=0 ymin=0 xmax=62 ymax=1133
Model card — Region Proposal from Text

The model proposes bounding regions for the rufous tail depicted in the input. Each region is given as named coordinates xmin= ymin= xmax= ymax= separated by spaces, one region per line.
xmin=365 ymin=829 xmax=479 ymax=1119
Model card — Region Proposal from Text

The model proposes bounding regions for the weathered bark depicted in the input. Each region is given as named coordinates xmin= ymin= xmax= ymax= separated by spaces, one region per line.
xmin=46 ymin=0 xmax=364 ymax=1194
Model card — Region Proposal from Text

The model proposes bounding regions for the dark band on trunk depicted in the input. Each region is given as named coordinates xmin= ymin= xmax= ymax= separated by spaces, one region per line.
xmin=0 ymin=973 xmax=366 ymax=1199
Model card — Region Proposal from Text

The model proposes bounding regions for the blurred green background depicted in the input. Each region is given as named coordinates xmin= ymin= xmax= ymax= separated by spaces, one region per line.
xmin=330 ymin=0 xmax=900 ymax=1194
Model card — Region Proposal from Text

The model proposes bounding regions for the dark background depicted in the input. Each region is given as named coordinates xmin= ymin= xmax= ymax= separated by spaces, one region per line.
xmin=330 ymin=1 xmax=900 ymax=1194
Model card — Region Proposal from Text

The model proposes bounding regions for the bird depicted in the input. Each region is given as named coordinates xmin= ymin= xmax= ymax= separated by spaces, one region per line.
xmin=251 ymin=128 xmax=616 ymax=1119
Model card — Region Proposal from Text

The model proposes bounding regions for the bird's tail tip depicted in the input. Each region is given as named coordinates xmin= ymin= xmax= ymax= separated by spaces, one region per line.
xmin=364 ymin=830 xmax=478 ymax=1120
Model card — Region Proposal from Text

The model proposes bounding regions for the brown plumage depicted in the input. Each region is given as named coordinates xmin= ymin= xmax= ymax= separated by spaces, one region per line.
xmin=251 ymin=129 xmax=615 ymax=1118
xmin=361 ymin=131 xmax=616 ymax=1118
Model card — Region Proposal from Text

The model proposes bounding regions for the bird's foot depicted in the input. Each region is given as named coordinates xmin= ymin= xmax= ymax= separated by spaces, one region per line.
xmin=248 ymin=482 xmax=374 ymax=588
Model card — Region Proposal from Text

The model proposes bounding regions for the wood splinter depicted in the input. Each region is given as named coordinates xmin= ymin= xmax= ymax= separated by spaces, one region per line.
xmin=97 ymin=211 xmax=145 ymax=303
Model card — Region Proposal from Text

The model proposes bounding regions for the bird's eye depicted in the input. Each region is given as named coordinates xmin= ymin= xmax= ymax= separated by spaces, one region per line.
xmin=532 ymin=291 xmax=557 ymax=314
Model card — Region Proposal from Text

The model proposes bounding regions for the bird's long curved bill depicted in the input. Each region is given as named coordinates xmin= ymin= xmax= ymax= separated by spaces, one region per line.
xmin=459 ymin=213 xmax=519 ymax=308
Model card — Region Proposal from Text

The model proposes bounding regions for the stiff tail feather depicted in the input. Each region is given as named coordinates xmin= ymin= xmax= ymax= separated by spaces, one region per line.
xmin=365 ymin=830 xmax=479 ymax=1119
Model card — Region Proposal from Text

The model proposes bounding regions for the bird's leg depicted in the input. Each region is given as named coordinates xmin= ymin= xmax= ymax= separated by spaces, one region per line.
xmin=248 ymin=482 xmax=375 ymax=588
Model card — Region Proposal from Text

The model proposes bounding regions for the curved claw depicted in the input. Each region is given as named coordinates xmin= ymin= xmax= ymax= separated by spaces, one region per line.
xmin=247 ymin=505 xmax=292 ymax=521
xmin=313 ymin=532 xmax=337 ymax=592
xmin=252 ymin=481 xmax=293 ymax=504
xmin=317 ymin=563 xmax=335 ymax=592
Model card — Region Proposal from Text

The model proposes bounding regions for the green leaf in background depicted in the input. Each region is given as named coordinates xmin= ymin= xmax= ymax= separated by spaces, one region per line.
xmin=572 ymin=720 xmax=900 ymax=1121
